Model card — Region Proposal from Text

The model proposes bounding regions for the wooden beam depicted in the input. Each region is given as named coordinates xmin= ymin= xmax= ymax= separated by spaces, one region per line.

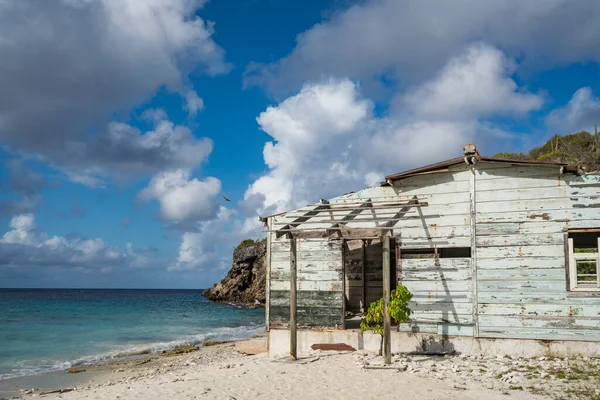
xmin=281 ymin=202 xmax=428 ymax=216
xmin=278 ymin=228 xmax=384 ymax=240
xmin=328 ymin=199 xmax=372 ymax=229
xmin=469 ymin=166 xmax=479 ymax=338
xmin=273 ymin=215 xmax=421 ymax=226
xmin=266 ymin=221 xmax=271 ymax=332
xmin=276 ymin=204 xmax=331 ymax=239
xmin=396 ymin=242 xmax=402 ymax=284
xmin=327 ymin=199 xmax=372 ymax=237
xmin=361 ymin=239 xmax=366 ymax=314
xmin=290 ymin=238 xmax=297 ymax=360
xmin=382 ymin=232 xmax=392 ymax=365
xmin=342 ymin=239 xmax=346 ymax=330
xmin=302 ymin=199 xmax=428 ymax=208
xmin=395 ymin=241 xmax=401 ymax=332
xmin=381 ymin=197 xmax=422 ymax=229
xmin=282 ymin=210 xmax=421 ymax=218
xmin=285 ymin=215 xmax=417 ymax=224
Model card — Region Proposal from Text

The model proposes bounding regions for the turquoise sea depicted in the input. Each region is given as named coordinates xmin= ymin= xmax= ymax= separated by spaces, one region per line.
xmin=0 ymin=289 xmax=264 ymax=379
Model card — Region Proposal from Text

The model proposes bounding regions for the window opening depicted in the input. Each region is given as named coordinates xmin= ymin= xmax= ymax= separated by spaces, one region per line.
xmin=567 ymin=232 xmax=600 ymax=292
xmin=401 ymin=247 xmax=471 ymax=259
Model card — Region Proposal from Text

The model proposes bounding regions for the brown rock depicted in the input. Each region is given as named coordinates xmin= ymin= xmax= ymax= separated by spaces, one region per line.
xmin=203 ymin=243 xmax=266 ymax=305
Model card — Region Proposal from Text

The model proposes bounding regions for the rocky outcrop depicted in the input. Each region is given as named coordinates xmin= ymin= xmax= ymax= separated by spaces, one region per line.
xmin=203 ymin=243 xmax=266 ymax=305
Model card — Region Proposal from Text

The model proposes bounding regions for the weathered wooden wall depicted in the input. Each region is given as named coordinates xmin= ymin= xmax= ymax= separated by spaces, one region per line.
xmin=475 ymin=163 xmax=600 ymax=341
xmin=400 ymin=257 xmax=473 ymax=336
xmin=268 ymin=233 xmax=344 ymax=328
xmin=389 ymin=164 xmax=474 ymax=336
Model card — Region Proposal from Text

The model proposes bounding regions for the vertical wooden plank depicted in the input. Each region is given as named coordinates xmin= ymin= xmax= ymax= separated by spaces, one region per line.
xmin=470 ymin=166 xmax=479 ymax=338
xmin=290 ymin=238 xmax=297 ymax=360
xmin=265 ymin=220 xmax=271 ymax=332
xmin=382 ymin=232 xmax=391 ymax=365
xmin=568 ymin=238 xmax=575 ymax=291
xmin=396 ymin=241 xmax=402 ymax=284
xmin=342 ymin=239 xmax=346 ymax=330
xmin=597 ymin=238 xmax=600 ymax=289
xmin=361 ymin=239 xmax=366 ymax=313
xmin=396 ymin=240 xmax=401 ymax=332
xmin=390 ymin=238 xmax=397 ymax=292
xmin=564 ymin=233 xmax=570 ymax=291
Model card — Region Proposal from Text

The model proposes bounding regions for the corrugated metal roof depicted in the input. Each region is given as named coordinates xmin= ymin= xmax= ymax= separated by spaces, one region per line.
xmin=383 ymin=156 xmax=574 ymax=183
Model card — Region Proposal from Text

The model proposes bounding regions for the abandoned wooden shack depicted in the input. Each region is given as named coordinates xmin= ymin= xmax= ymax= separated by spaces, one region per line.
xmin=262 ymin=144 xmax=600 ymax=360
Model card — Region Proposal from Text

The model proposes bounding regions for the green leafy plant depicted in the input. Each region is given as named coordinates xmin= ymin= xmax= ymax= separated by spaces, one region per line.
xmin=360 ymin=285 xmax=413 ymax=355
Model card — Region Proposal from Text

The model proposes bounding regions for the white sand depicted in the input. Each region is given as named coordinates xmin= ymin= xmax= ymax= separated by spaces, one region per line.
xmin=31 ymin=343 xmax=548 ymax=400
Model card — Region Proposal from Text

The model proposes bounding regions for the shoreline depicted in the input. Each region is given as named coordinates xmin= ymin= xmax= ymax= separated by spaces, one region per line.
xmin=0 ymin=335 xmax=263 ymax=399
xmin=0 ymin=321 xmax=265 ymax=381
xmin=0 ymin=340 xmax=241 ymax=399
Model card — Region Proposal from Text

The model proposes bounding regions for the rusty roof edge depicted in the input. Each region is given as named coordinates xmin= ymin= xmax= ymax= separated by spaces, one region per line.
xmin=383 ymin=156 xmax=575 ymax=184
xmin=383 ymin=157 xmax=465 ymax=182
xmin=478 ymin=156 xmax=570 ymax=166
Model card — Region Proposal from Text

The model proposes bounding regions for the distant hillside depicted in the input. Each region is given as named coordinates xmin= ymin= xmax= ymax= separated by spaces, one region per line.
xmin=494 ymin=131 xmax=600 ymax=173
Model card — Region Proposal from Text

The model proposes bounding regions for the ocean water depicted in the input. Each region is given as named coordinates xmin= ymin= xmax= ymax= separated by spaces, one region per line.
xmin=0 ymin=289 xmax=264 ymax=379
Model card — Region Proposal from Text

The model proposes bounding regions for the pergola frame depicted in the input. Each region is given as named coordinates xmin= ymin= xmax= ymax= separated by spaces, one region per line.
xmin=265 ymin=197 xmax=428 ymax=363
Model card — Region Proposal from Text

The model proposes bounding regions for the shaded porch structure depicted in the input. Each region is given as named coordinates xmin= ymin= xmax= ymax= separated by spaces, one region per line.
xmin=265 ymin=196 xmax=428 ymax=363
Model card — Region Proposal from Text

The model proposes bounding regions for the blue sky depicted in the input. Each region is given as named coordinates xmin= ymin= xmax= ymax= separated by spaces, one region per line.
xmin=1 ymin=0 xmax=600 ymax=289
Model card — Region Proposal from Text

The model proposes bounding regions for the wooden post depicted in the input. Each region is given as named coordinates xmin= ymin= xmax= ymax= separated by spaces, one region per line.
xmin=396 ymin=241 xmax=401 ymax=332
xmin=290 ymin=238 xmax=297 ymax=360
xmin=382 ymin=232 xmax=391 ymax=365
xmin=469 ymin=165 xmax=479 ymax=337
xmin=265 ymin=221 xmax=271 ymax=332
xmin=361 ymin=239 xmax=366 ymax=313
xmin=341 ymin=239 xmax=346 ymax=330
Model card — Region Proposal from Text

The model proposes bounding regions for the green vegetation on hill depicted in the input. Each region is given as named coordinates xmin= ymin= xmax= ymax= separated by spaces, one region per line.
xmin=494 ymin=131 xmax=600 ymax=172
xmin=234 ymin=238 xmax=267 ymax=251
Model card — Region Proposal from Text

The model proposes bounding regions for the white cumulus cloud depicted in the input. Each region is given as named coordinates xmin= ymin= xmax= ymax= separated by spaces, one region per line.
xmin=171 ymin=207 xmax=249 ymax=271
xmin=0 ymin=214 xmax=154 ymax=269
xmin=243 ymin=44 xmax=542 ymax=220
xmin=546 ymin=87 xmax=600 ymax=135
xmin=0 ymin=0 xmax=229 ymax=183
xmin=246 ymin=0 xmax=600 ymax=96
xmin=139 ymin=169 xmax=221 ymax=221
xmin=183 ymin=90 xmax=205 ymax=116
xmin=403 ymin=44 xmax=543 ymax=120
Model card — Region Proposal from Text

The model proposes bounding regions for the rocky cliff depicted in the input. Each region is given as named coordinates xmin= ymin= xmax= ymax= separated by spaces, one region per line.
xmin=203 ymin=243 xmax=266 ymax=305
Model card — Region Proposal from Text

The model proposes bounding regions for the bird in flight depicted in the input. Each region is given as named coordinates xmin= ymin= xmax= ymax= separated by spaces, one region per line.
xmin=223 ymin=195 xmax=231 ymax=202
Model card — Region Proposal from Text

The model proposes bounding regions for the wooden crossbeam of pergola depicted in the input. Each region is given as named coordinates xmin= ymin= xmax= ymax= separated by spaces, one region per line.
xmin=271 ymin=197 xmax=427 ymax=239
xmin=269 ymin=196 xmax=427 ymax=364
xmin=327 ymin=199 xmax=373 ymax=237
xmin=275 ymin=204 xmax=331 ymax=239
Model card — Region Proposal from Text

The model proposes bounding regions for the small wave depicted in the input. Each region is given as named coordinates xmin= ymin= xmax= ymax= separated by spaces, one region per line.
xmin=0 ymin=323 xmax=263 ymax=380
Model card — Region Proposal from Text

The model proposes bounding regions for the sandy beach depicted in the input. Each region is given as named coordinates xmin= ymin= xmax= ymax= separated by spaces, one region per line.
xmin=3 ymin=337 xmax=598 ymax=400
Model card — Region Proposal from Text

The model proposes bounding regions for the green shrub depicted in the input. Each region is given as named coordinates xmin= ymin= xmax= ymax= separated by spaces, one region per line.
xmin=493 ymin=130 xmax=600 ymax=172
xmin=360 ymin=285 xmax=413 ymax=355
xmin=493 ymin=152 xmax=530 ymax=160
xmin=234 ymin=237 xmax=267 ymax=251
